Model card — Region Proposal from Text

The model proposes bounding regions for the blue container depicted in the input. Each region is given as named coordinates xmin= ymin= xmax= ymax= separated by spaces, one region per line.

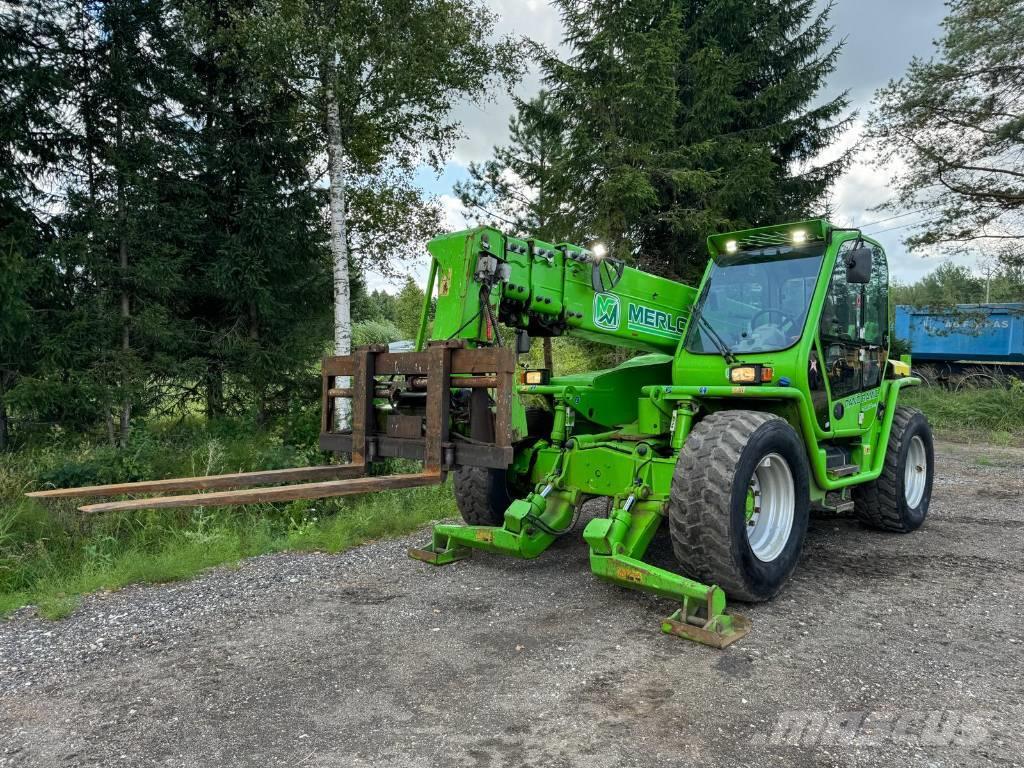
xmin=894 ymin=304 xmax=1024 ymax=363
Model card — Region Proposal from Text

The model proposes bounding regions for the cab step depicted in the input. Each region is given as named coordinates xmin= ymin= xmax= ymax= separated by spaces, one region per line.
xmin=815 ymin=491 xmax=856 ymax=514
xmin=827 ymin=463 xmax=860 ymax=478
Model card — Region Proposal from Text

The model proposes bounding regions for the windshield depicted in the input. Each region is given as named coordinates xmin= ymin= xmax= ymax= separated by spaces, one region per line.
xmin=685 ymin=246 xmax=826 ymax=356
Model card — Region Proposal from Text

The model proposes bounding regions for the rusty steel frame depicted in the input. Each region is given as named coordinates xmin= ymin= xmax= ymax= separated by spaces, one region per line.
xmin=319 ymin=341 xmax=517 ymax=472
xmin=26 ymin=464 xmax=368 ymax=501
xmin=77 ymin=471 xmax=442 ymax=514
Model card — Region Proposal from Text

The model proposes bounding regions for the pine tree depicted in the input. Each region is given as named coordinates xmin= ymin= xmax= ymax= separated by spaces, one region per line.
xmin=543 ymin=0 xmax=852 ymax=280
xmin=867 ymin=0 xmax=1024 ymax=268
xmin=457 ymin=91 xmax=565 ymax=238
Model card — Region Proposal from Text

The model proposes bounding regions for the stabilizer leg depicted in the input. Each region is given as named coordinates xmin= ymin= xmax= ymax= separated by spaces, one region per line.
xmin=408 ymin=486 xmax=577 ymax=564
xmin=584 ymin=499 xmax=750 ymax=649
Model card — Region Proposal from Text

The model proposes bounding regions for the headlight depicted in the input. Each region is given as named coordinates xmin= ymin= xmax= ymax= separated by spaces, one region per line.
xmin=729 ymin=365 xmax=773 ymax=384
xmin=522 ymin=369 xmax=549 ymax=385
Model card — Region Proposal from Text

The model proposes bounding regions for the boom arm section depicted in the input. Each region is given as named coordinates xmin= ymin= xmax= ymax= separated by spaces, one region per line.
xmin=421 ymin=228 xmax=697 ymax=354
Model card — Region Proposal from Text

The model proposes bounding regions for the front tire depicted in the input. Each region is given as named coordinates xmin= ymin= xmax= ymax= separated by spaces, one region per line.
xmin=452 ymin=465 xmax=514 ymax=526
xmin=853 ymin=406 xmax=933 ymax=532
xmin=668 ymin=410 xmax=810 ymax=602
xmin=451 ymin=407 xmax=551 ymax=526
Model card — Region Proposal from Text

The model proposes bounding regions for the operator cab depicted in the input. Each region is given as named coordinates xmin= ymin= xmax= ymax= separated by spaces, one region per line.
xmin=684 ymin=220 xmax=891 ymax=434
xmin=684 ymin=241 xmax=826 ymax=356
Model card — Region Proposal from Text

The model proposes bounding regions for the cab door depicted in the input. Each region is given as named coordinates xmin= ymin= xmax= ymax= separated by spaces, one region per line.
xmin=816 ymin=242 xmax=889 ymax=434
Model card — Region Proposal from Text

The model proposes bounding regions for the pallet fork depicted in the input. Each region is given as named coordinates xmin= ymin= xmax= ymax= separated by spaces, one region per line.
xmin=27 ymin=342 xmax=514 ymax=513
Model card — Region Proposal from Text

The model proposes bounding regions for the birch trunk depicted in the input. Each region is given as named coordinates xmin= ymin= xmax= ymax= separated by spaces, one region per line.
xmin=324 ymin=83 xmax=352 ymax=430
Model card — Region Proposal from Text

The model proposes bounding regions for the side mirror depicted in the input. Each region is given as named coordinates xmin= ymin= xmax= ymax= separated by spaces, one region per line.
xmin=515 ymin=329 xmax=532 ymax=355
xmin=845 ymin=246 xmax=873 ymax=284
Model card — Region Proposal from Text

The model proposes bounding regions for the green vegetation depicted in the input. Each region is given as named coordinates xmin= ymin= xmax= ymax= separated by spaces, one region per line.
xmin=3 ymin=369 xmax=1021 ymax=620
xmin=901 ymin=379 xmax=1024 ymax=444
xmin=892 ymin=262 xmax=1023 ymax=307
xmin=2 ymin=0 xmax=1021 ymax=621
xmin=0 ymin=420 xmax=455 ymax=619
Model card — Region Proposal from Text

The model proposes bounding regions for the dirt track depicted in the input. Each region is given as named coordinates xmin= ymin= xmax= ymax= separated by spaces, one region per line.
xmin=1 ymin=439 xmax=1022 ymax=767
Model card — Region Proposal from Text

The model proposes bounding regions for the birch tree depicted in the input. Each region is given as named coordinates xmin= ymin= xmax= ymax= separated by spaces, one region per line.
xmin=269 ymin=0 xmax=520 ymax=428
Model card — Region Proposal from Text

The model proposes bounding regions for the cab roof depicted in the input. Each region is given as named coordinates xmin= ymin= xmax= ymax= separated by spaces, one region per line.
xmin=706 ymin=219 xmax=884 ymax=261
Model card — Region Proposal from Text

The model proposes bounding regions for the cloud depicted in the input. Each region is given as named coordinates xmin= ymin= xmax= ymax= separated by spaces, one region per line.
xmin=439 ymin=193 xmax=469 ymax=231
xmin=445 ymin=0 xmax=565 ymax=166
xmin=823 ymin=118 xmax=984 ymax=284
xmin=820 ymin=0 xmax=948 ymax=105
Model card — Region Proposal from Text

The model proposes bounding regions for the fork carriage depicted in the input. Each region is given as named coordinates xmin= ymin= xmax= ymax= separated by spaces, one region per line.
xmin=28 ymin=341 xmax=516 ymax=513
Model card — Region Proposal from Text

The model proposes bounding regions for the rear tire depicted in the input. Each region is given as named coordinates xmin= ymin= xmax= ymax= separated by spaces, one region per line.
xmin=453 ymin=465 xmax=514 ymax=526
xmin=853 ymin=406 xmax=933 ymax=532
xmin=668 ymin=410 xmax=810 ymax=602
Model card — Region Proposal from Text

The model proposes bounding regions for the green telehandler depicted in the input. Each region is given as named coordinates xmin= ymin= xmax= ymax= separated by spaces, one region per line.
xmin=31 ymin=218 xmax=934 ymax=648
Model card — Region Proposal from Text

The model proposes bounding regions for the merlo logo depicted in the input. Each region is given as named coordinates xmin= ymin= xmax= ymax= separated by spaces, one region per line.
xmin=593 ymin=293 xmax=620 ymax=330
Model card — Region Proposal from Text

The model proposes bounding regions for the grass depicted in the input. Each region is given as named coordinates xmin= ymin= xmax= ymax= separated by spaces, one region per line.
xmin=900 ymin=377 xmax=1024 ymax=444
xmin=0 ymin=418 xmax=455 ymax=619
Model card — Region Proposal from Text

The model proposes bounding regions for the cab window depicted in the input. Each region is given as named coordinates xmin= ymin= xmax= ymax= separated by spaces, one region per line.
xmin=819 ymin=242 xmax=889 ymax=399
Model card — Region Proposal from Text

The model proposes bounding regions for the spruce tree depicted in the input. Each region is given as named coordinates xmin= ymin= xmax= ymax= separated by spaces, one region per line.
xmin=175 ymin=0 xmax=333 ymax=421
xmin=544 ymin=0 xmax=852 ymax=280
xmin=0 ymin=0 xmax=68 ymax=447
xmin=47 ymin=0 xmax=192 ymax=445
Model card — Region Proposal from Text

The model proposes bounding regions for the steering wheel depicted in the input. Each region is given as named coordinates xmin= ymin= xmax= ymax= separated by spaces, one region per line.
xmin=830 ymin=356 xmax=850 ymax=378
xmin=749 ymin=308 xmax=795 ymax=333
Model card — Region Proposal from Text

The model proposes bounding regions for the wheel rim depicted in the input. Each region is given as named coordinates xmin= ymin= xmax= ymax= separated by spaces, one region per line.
xmin=745 ymin=452 xmax=795 ymax=563
xmin=904 ymin=435 xmax=927 ymax=508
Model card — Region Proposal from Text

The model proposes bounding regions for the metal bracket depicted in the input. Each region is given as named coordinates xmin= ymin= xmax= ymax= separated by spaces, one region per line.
xmin=662 ymin=608 xmax=751 ymax=649
xmin=407 ymin=542 xmax=473 ymax=566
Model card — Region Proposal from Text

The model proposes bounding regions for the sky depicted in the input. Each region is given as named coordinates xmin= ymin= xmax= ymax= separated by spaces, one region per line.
xmin=375 ymin=0 xmax=954 ymax=291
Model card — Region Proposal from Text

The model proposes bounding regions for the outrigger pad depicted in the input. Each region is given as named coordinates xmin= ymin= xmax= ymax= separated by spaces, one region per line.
xmin=661 ymin=610 xmax=752 ymax=649
xmin=407 ymin=543 xmax=473 ymax=566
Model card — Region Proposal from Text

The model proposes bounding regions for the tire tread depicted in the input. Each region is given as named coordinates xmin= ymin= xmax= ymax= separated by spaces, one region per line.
xmin=853 ymin=406 xmax=928 ymax=532
xmin=453 ymin=466 xmax=506 ymax=526
xmin=668 ymin=410 xmax=781 ymax=601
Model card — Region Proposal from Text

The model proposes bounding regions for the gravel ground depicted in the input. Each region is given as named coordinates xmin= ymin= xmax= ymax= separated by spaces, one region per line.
xmin=1 ymin=439 xmax=1022 ymax=768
